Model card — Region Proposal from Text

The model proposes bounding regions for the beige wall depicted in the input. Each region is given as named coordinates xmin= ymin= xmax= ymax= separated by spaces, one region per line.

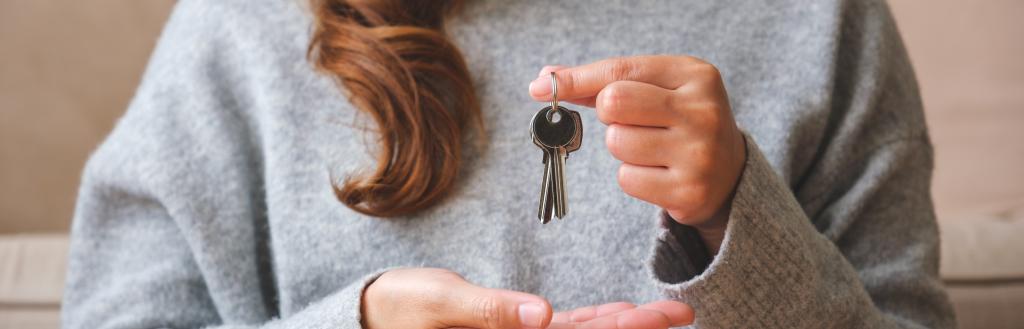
xmin=0 ymin=1 xmax=176 ymax=232
xmin=889 ymin=0 xmax=1024 ymax=218
xmin=0 ymin=1 xmax=1022 ymax=233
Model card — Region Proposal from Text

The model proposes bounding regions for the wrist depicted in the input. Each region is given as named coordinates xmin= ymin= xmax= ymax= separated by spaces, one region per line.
xmin=693 ymin=202 xmax=730 ymax=256
xmin=694 ymin=130 xmax=745 ymax=255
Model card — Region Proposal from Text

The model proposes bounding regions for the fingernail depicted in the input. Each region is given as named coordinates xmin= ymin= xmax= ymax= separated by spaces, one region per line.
xmin=529 ymin=77 xmax=550 ymax=97
xmin=518 ymin=303 xmax=545 ymax=328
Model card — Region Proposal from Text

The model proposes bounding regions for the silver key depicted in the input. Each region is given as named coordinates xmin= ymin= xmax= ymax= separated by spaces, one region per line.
xmin=531 ymin=72 xmax=583 ymax=223
xmin=532 ymin=110 xmax=572 ymax=222
xmin=559 ymin=109 xmax=582 ymax=216
xmin=534 ymin=137 xmax=554 ymax=221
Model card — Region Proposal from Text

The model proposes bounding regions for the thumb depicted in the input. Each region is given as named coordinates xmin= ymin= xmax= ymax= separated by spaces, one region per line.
xmin=443 ymin=283 xmax=552 ymax=329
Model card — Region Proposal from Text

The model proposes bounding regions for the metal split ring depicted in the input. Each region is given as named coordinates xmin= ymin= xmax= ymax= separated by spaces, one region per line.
xmin=550 ymin=71 xmax=559 ymax=111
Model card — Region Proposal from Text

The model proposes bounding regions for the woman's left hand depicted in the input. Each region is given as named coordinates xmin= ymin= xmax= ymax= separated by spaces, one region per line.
xmin=528 ymin=56 xmax=746 ymax=254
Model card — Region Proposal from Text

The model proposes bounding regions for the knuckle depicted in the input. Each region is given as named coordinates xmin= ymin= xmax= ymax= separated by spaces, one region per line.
xmin=471 ymin=295 xmax=503 ymax=328
xmin=693 ymin=61 xmax=721 ymax=78
xmin=596 ymin=104 xmax=615 ymax=124
xmin=605 ymin=81 xmax=629 ymax=99
xmin=596 ymin=86 xmax=624 ymax=123
xmin=664 ymin=91 xmax=685 ymax=113
xmin=412 ymin=270 xmax=467 ymax=312
xmin=605 ymin=125 xmax=625 ymax=158
xmin=667 ymin=192 xmax=701 ymax=221
xmin=428 ymin=268 xmax=465 ymax=281
xmin=563 ymin=70 xmax=581 ymax=95
xmin=606 ymin=57 xmax=638 ymax=80
xmin=418 ymin=281 xmax=452 ymax=312
xmin=669 ymin=185 xmax=711 ymax=222
xmin=675 ymin=55 xmax=696 ymax=63
xmin=616 ymin=166 xmax=634 ymax=193
xmin=695 ymin=109 xmax=725 ymax=136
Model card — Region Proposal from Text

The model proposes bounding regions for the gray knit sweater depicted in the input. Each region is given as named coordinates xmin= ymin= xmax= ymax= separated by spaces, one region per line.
xmin=62 ymin=0 xmax=955 ymax=328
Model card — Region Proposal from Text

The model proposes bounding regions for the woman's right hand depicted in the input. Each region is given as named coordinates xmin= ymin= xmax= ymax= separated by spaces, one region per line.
xmin=362 ymin=268 xmax=694 ymax=329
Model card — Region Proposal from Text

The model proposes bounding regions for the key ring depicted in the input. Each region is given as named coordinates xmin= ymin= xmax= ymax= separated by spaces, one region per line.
xmin=547 ymin=72 xmax=561 ymax=123
xmin=550 ymin=71 xmax=559 ymax=111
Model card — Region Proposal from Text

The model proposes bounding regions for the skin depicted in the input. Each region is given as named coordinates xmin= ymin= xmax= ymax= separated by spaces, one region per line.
xmin=363 ymin=268 xmax=694 ymax=329
xmin=363 ymin=56 xmax=744 ymax=329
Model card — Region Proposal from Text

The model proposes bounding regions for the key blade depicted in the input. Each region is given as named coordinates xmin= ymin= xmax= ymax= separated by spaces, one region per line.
xmin=544 ymin=147 xmax=558 ymax=223
xmin=538 ymin=150 xmax=552 ymax=222
xmin=555 ymin=147 xmax=568 ymax=219
xmin=542 ymin=172 xmax=555 ymax=224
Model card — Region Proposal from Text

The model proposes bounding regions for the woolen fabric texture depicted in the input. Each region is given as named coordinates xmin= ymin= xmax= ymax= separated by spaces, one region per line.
xmin=62 ymin=0 xmax=956 ymax=328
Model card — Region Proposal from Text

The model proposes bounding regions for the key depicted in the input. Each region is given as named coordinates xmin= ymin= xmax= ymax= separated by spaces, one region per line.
xmin=532 ymin=105 xmax=581 ymax=222
xmin=534 ymin=136 xmax=554 ymax=221
xmin=559 ymin=109 xmax=582 ymax=216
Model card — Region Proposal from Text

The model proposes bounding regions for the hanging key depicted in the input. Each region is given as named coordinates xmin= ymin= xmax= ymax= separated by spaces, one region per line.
xmin=531 ymin=72 xmax=583 ymax=223
xmin=532 ymin=107 xmax=574 ymax=222
xmin=534 ymin=135 xmax=554 ymax=221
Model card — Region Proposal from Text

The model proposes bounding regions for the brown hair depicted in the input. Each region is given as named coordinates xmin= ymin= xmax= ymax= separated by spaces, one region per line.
xmin=308 ymin=0 xmax=481 ymax=217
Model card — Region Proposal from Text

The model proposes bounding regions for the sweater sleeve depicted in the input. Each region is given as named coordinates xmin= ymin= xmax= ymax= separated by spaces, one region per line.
xmin=649 ymin=134 xmax=954 ymax=328
xmin=648 ymin=1 xmax=955 ymax=327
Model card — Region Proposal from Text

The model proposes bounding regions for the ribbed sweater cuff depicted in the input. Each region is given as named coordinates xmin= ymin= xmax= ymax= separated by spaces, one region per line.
xmin=652 ymin=213 xmax=712 ymax=282
xmin=647 ymin=133 xmax=840 ymax=328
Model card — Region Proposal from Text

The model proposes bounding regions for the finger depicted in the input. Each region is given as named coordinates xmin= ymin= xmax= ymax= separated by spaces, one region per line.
xmin=617 ymin=163 xmax=678 ymax=208
xmin=595 ymin=81 xmax=681 ymax=127
xmin=545 ymin=323 xmax=577 ymax=329
xmin=529 ymin=55 xmax=706 ymax=101
xmin=605 ymin=124 xmax=673 ymax=167
xmin=553 ymin=302 xmax=636 ymax=323
xmin=553 ymin=311 xmax=573 ymax=324
xmin=548 ymin=301 xmax=692 ymax=325
xmin=635 ymin=301 xmax=694 ymax=327
xmin=564 ymin=96 xmax=597 ymax=108
xmin=535 ymin=65 xmax=597 ymax=107
xmin=444 ymin=283 xmax=553 ymax=329
xmin=577 ymin=308 xmax=674 ymax=329
xmin=537 ymin=65 xmax=568 ymax=77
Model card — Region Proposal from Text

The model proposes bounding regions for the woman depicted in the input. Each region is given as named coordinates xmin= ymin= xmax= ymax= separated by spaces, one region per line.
xmin=62 ymin=0 xmax=955 ymax=328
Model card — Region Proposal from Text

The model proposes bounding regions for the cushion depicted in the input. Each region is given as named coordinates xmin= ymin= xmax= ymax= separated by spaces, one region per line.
xmin=939 ymin=199 xmax=1024 ymax=281
xmin=938 ymin=198 xmax=1024 ymax=329
xmin=0 ymin=234 xmax=67 ymax=329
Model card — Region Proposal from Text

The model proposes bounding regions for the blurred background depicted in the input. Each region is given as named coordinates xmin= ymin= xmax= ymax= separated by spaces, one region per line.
xmin=1 ymin=0 xmax=1021 ymax=328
